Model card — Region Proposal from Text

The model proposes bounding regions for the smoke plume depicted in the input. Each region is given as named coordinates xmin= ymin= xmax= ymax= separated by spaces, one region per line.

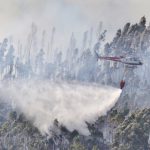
xmin=0 ymin=0 xmax=149 ymax=46
xmin=0 ymin=80 xmax=121 ymax=136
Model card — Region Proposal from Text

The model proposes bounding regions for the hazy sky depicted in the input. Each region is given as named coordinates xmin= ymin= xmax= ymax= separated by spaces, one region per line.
xmin=0 ymin=0 xmax=150 ymax=48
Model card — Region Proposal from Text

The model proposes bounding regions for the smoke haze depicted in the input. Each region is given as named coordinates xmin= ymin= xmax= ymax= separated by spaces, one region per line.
xmin=0 ymin=0 xmax=150 ymax=46
xmin=0 ymin=0 xmax=147 ymax=137
xmin=0 ymin=80 xmax=121 ymax=135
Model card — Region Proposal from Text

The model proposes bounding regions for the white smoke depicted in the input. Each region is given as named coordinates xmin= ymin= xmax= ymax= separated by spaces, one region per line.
xmin=0 ymin=80 xmax=121 ymax=136
xmin=0 ymin=0 xmax=149 ymax=46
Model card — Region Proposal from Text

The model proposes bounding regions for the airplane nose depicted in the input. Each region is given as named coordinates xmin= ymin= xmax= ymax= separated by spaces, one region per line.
xmin=139 ymin=62 xmax=143 ymax=65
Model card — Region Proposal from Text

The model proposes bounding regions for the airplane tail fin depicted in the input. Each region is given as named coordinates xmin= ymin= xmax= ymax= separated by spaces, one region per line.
xmin=94 ymin=50 xmax=100 ymax=60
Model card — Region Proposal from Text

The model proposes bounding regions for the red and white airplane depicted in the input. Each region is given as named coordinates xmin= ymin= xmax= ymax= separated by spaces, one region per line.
xmin=95 ymin=52 xmax=143 ymax=89
xmin=96 ymin=54 xmax=143 ymax=66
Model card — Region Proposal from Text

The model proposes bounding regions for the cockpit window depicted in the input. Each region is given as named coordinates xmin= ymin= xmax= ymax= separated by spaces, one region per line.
xmin=129 ymin=57 xmax=139 ymax=61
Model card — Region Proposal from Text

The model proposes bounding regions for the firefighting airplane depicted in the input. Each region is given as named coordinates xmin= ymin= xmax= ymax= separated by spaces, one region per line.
xmin=95 ymin=52 xmax=143 ymax=89
xmin=95 ymin=53 xmax=143 ymax=66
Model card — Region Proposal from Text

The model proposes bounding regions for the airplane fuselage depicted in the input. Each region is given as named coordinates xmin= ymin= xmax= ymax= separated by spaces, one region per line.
xmin=99 ymin=56 xmax=143 ymax=66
